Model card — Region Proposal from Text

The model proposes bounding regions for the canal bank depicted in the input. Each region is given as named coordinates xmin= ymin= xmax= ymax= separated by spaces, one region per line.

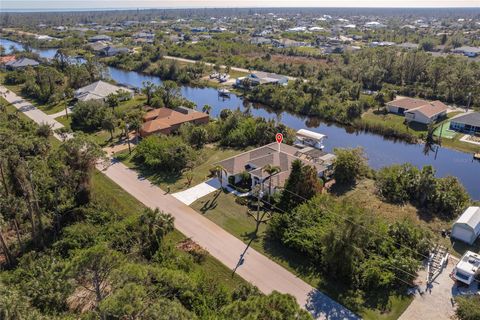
xmin=1 ymin=37 xmax=479 ymax=199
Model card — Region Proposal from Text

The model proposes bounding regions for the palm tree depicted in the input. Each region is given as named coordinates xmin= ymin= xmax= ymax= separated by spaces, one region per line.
xmin=202 ymin=104 xmax=212 ymax=114
xmin=142 ymin=81 xmax=156 ymax=106
xmin=211 ymin=165 xmax=227 ymax=193
xmin=262 ymin=164 xmax=281 ymax=202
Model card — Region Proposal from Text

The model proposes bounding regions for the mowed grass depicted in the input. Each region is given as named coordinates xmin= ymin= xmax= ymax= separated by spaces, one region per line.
xmin=90 ymin=170 xmax=247 ymax=291
xmin=189 ymin=189 xmax=413 ymax=320
xmin=116 ymin=145 xmax=247 ymax=193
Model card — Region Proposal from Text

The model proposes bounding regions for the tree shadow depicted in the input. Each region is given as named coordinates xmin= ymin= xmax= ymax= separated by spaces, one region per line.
xmin=329 ymin=181 xmax=356 ymax=196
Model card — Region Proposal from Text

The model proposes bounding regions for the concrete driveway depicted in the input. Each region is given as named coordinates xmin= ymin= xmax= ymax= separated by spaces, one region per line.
xmin=172 ymin=178 xmax=221 ymax=205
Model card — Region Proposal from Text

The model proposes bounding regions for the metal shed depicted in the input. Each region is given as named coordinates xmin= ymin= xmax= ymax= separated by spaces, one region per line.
xmin=451 ymin=207 xmax=480 ymax=245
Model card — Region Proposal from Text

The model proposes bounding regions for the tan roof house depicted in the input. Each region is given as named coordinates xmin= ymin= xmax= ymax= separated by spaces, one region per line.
xmin=74 ymin=81 xmax=134 ymax=102
xmin=216 ymin=142 xmax=335 ymax=194
xmin=386 ymin=97 xmax=448 ymax=124
xmin=140 ymin=106 xmax=209 ymax=137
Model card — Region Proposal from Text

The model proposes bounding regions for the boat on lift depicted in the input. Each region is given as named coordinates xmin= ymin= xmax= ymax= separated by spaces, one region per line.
xmin=218 ymin=88 xmax=230 ymax=97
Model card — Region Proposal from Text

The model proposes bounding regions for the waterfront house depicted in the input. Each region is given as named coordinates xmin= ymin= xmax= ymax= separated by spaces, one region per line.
xmin=450 ymin=112 xmax=480 ymax=134
xmin=386 ymin=97 xmax=448 ymax=124
xmin=235 ymin=72 xmax=289 ymax=87
xmin=451 ymin=206 xmax=480 ymax=245
xmin=5 ymin=57 xmax=40 ymax=70
xmin=140 ymin=106 xmax=209 ymax=137
xmin=74 ymin=81 xmax=134 ymax=102
xmin=100 ymin=46 xmax=130 ymax=57
xmin=216 ymin=140 xmax=334 ymax=194
xmin=88 ymin=35 xmax=112 ymax=43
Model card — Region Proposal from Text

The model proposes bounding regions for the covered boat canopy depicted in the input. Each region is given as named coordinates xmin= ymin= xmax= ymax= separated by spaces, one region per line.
xmin=296 ymin=129 xmax=326 ymax=140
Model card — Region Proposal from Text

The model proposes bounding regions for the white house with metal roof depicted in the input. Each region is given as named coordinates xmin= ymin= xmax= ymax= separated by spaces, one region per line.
xmin=451 ymin=206 xmax=480 ymax=245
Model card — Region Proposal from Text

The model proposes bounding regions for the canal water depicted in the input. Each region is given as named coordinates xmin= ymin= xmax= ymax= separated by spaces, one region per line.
xmin=2 ymin=38 xmax=479 ymax=199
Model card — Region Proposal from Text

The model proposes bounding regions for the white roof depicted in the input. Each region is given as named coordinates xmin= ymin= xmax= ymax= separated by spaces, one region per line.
xmin=296 ymin=129 xmax=326 ymax=140
xmin=455 ymin=206 xmax=480 ymax=231
xmin=456 ymin=251 xmax=480 ymax=277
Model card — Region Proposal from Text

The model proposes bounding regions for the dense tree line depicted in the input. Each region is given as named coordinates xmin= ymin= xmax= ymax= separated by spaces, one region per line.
xmin=376 ymin=164 xmax=470 ymax=218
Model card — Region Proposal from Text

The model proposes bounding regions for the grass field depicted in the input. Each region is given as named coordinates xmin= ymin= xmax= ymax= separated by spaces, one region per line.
xmin=116 ymin=145 xmax=247 ymax=193
xmin=362 ymin=109 xmax=428 ymax=138
xmin=190 ymin=188 xmax=413 ymax=320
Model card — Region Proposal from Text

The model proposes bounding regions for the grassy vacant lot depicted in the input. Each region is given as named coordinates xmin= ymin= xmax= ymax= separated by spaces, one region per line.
xmin=362 ymin=109 xmax=428 ymax=138
xmin=190 ymin=189 xmax=413 ymax=320
xmin=116 ymin=145 xmax=246 ymax=193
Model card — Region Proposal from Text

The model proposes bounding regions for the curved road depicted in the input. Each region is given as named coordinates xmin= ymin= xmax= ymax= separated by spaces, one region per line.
xmin=2 ymin=86 xmax=357 ymax=320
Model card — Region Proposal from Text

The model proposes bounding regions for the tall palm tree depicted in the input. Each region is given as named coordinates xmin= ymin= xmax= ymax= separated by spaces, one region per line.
xmin=211 ymin=165 xmax=227 ymax=193
xmin=262 ymin=164 xmax=281 ymax=202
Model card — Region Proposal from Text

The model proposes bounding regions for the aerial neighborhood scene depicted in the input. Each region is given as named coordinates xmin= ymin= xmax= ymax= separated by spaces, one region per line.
xmin=1 ymin=1 xmax=480 ymax=319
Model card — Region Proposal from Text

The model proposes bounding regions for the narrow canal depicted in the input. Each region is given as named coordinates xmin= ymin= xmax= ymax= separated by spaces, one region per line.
xmin=2 ymin=38 xmax=479 ymax=199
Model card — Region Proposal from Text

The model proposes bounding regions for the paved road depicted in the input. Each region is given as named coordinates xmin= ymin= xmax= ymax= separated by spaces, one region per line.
xmin=2 ymin=86 xmax=358 ymax=320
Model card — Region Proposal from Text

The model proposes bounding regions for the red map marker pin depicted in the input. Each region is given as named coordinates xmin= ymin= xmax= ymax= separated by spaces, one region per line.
xmin=276 ymin=133 xmax=283 ymax=144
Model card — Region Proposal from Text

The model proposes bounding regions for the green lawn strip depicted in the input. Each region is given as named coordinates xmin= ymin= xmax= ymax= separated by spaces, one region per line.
xmin=90 ymin=169 xmax=247 ymax=292
xmin=189 ymin=191 xmax=411 ymax=319
xmin=440 ymin=134 xmax=480 ymax=154
xmin=115 ymin=145 xmax=247 ymax=193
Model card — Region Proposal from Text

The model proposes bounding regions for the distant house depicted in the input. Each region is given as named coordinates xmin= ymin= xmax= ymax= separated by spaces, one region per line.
xmin=235 ymin=72 xmax=289 ymax=87
xmin=451 ymin=207 xmax=480 ymax=245
xmin=450 ymin=112 xmax=480 ymax=134
xmin=272 ymin=38 xmax=306 ymax=48
xmin=140 ymin=107 xmax=209 ymax=137
xmin=101 ymin=46 xmax=130 ymax=57
xmin=5 ymin=58 xmax=39 ymax=70
xmin=88 ymin=35 xmax=112 ymax=43
xmin=453 ymin=46 xmax=480 ymax=57
xmin=74 ymin=81 xmax=134 ymax=102
xmin=386 ymin=97 xmax=448 ymax=124
xmin=250 ymin=37 xmax=272 ymax=45
xmin=216 ymin=142 xmax=335 ymax=194
xmin=133 ymin=32 xmax=155 ymax=43
xmin=397 ymin=42 xmax=419 ymax=50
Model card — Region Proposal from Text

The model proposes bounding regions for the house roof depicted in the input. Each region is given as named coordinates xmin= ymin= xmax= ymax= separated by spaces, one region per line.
xmin=455 ymin=207 xmax=480 ymax=231
xmin=250 ymin=71 xmax=288 ymax=83
xmin=388 ymin=97 xmax=448 ymax=118
xmin=451 ymin=112 xmax=480 ymax=127
xmin=0 ymin=55 xmax=16 ymax=64
xmin=216 ymin=142 xmax=328 ymax=188
xmin=75 ymin=81 xmax=133 ymax=101
xmin=405 ymin=100 xmax=448 ymax=118
xmin=141 ymin=107 xmax=209 ymax=134
xmin=5 ymin=57 xmax=39 ymax=68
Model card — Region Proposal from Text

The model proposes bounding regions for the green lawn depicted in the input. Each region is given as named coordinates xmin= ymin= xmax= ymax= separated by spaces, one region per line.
xmin=189 ymin=190 xmax=413 ymax=320
xmin=115 ymin=145 xmax=247 ymax=193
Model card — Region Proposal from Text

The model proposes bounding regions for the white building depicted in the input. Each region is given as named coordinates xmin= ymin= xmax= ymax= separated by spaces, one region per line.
xmin=451 ymin=206 xmax=480 ymax=245
xmin=452 ymin=251 xmax=480 ymax=285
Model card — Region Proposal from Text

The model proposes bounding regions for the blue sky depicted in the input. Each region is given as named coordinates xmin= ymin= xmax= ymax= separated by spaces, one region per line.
xmin=3 ymin=0 xmax=480 ymax=10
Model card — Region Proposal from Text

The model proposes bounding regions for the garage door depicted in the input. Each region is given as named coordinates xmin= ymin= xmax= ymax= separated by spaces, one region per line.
xmin=453 ymin=226 xmax=472 ymax=244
